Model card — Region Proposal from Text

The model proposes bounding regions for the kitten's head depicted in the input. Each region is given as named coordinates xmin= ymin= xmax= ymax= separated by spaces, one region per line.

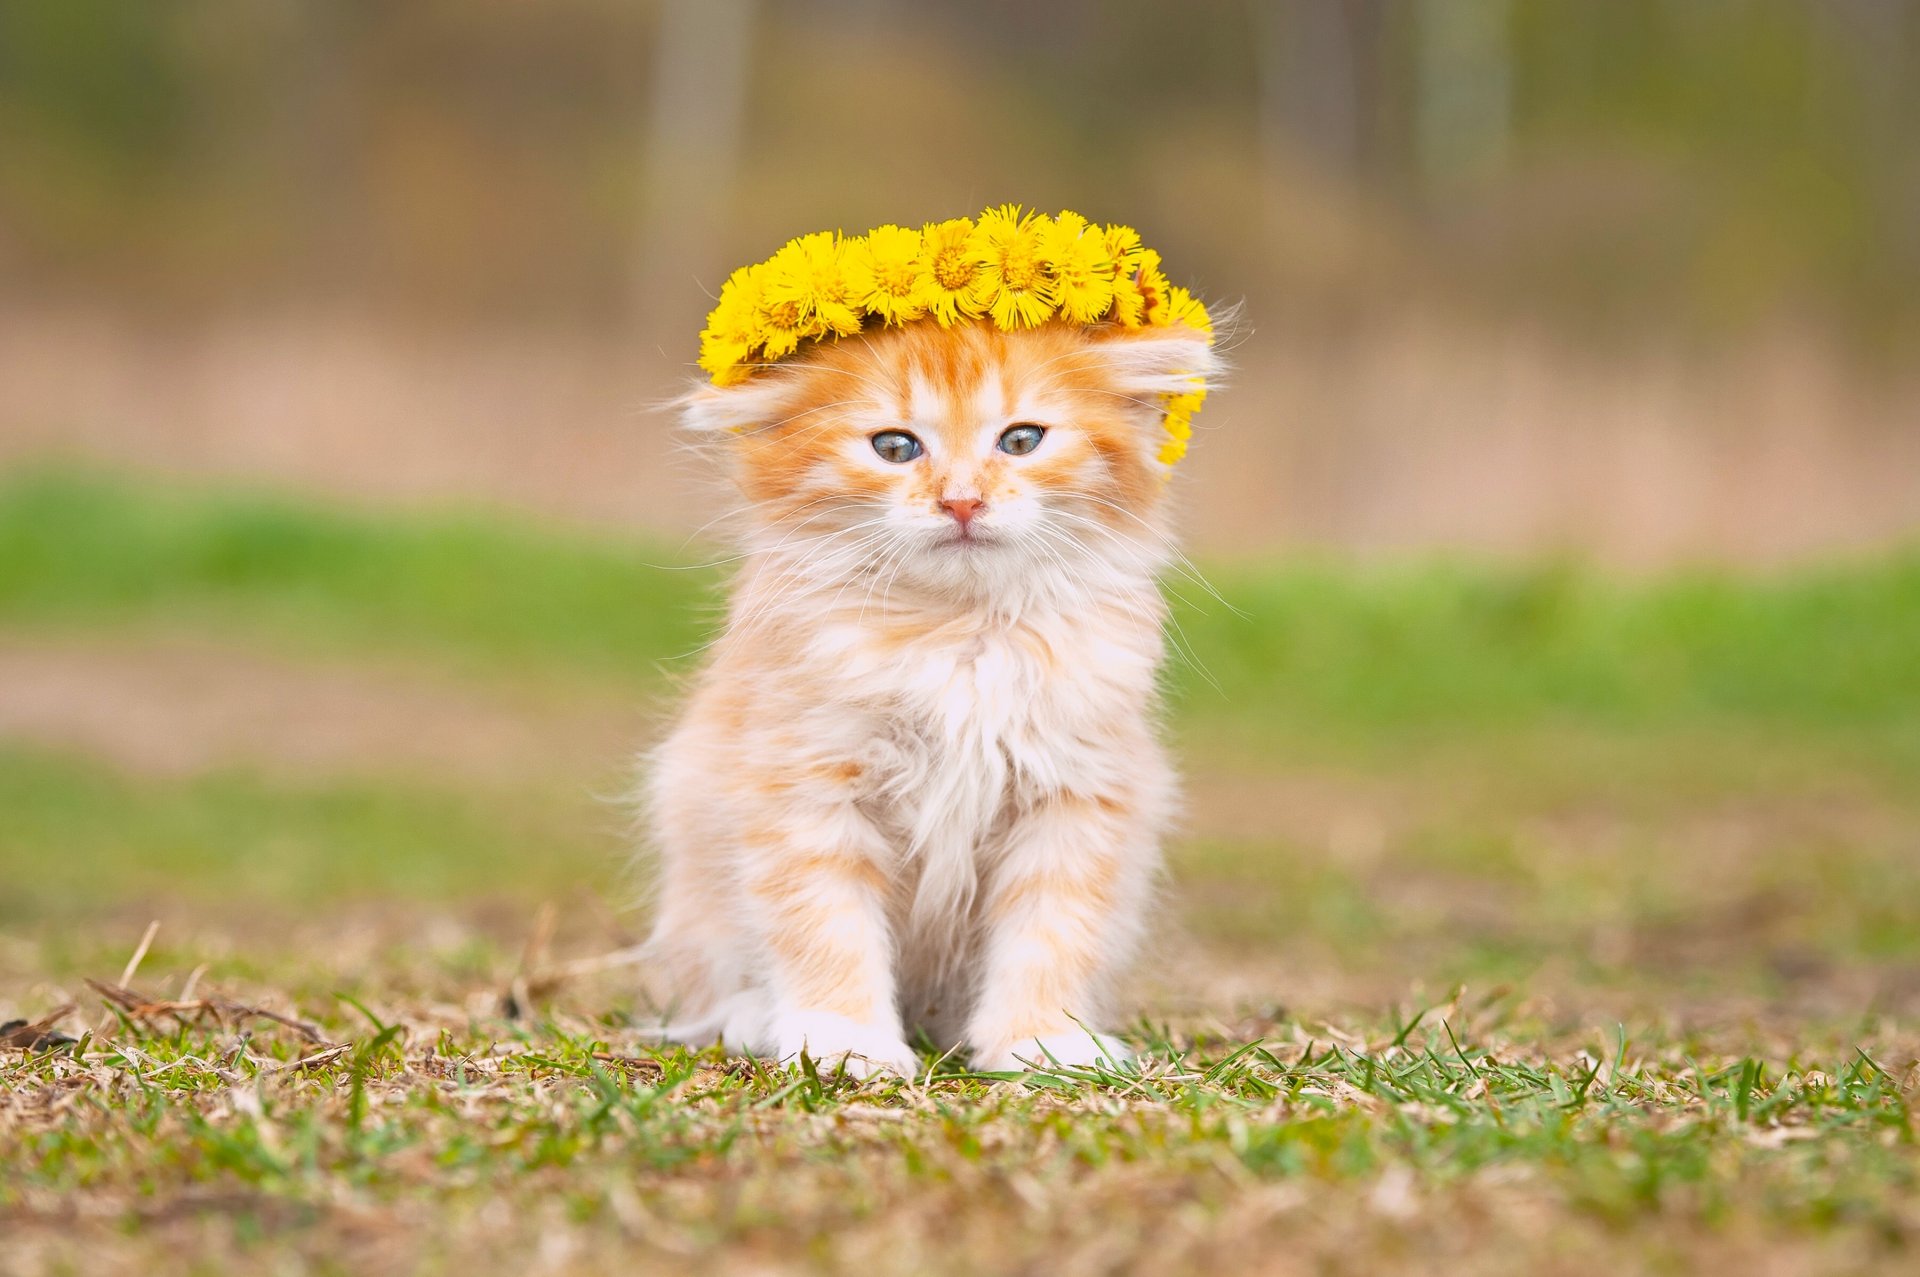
xmin=681 ymin=320 xmax=1220 ymax=600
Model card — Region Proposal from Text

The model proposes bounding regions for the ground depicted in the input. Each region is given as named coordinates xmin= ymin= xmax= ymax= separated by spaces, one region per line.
xmin=2 ymin=467 xmax=1917 ymax=1275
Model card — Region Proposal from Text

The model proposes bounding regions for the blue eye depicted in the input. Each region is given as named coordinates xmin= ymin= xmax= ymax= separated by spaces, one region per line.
xmin=871 ymin=431 xmax=923 ymax=463
xmin=998 ymin=424 xmax=1045 ymax=456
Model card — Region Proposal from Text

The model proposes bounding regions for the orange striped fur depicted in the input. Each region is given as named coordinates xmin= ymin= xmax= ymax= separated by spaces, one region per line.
xmin=641 ymin=318 xmax=1220 ymax=1074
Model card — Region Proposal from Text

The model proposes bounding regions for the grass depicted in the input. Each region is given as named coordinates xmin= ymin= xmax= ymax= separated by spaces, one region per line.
xmin=0 ymin=467 xmax=711 ymax=687
xmin=0 ymin=745 xmax=615 ymax=926
xmin=2 ymin=464 xmax=1918 ymax=1274
xmin=5 ymin=996 xmax=1915 ymax=1275
xmin=7 ymin=465 xmax=1920 ymax=739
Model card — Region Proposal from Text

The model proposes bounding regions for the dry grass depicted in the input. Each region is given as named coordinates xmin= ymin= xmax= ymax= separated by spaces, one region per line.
xmin=5 ymin=930 xmax=1916 ymax=1277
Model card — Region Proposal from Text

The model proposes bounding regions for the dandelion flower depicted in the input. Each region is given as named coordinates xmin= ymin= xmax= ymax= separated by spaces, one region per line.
xmin=755 ymin=300 xmax=806 ymax=359
xmin=1042 ymin=211 xmax=1116 ymax=325
xmin=920 ymin=217 xmax=987 ymax=326
xmin=759 ymin=232 xmax=872 ymax=346
xmin=1101 ymin=223 xmax=1144 ymax=269
xmin=1165 ymin=285 xmax=1213 ymax=337
xmin=850 ymin=224 xmax=930 ymax=325
xmin=1100 ymin=224 xmax=1147 ymax=326
xmin=973 ymin=204 xmax=1058 ymax=330
xmin=1159 ymin=383 xmax=1206 ymax=466
xmin=699 ymin=264 xmax=764 ymax=385
xmin=1132 ymin=247 xmax=1174 ymax=326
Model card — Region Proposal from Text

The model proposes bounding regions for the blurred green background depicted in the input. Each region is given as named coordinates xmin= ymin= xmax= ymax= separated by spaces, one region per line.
xmin=1 ymin=2 xmax=1918 ymax=1030
xmin=6 ymin=1 xmax=1918 ymax=337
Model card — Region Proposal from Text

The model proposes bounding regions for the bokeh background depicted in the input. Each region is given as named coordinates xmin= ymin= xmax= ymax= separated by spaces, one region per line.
xmin=4 ymin=0 xmax=1919 ymax=561
xmin=3 ymin=0 xmax=1920 ymax=1027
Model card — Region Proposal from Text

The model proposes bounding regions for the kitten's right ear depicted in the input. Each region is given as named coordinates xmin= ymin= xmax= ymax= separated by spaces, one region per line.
xmin=676 ymin=373 xmax=797 ymax=436
xmin=1085 ymin=323 xmax=1224 ymax=399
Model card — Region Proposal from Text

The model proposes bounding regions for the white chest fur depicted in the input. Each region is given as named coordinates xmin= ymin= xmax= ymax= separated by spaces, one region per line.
xmin=804 ymin=595 xmax=1165 ymax=927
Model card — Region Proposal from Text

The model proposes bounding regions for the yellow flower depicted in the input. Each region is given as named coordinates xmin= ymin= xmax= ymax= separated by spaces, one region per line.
xmin=759 ymin=231 xmax=872 ymax=347
xmin=1165 ymin=285 xmax=1213 ymax=337
xmin=1100 ymin=224 xmax=1147 ymax=327
xmin=755 ymin=299 xmax=805 ymax=359
xmin=972 ymin=204 xmax=1058 ymax=330
xmin=1111 ymin=242 xmax=1170 ymax=330
xmin=699 ymin=264 xmax=764 ymax=385
xmin=1131 ymin=247 xmax=1174 ymax=327
xmin=1101 ymin=223 xmax=1144 ymax=268
xmin=698 ymin=337 xmax=753 ymax=386
xmin=1158 ymin=383 xmax=1207 ymax=466
xmin=850 ymin=224 xmax=930 ymax=325
xmin=1042 ymin=211 xmax=1115 ymax=325
xmin=920 ymin=217 xmax=987 ymax=326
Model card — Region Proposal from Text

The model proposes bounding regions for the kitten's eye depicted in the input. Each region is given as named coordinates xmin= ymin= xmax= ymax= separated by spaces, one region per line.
xmin=871 ymin=431 xmax=923 ymax=463
xmin=998 ymin=424 xmax=1046 ymax=456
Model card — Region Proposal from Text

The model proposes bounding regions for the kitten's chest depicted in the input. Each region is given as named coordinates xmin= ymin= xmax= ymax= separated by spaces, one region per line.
xmin=827 ymin=605 xmax=1162 ymax=802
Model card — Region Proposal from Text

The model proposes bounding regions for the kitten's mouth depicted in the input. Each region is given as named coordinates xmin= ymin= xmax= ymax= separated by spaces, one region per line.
xmin=943 ymin=525 xmax=992 ymax=547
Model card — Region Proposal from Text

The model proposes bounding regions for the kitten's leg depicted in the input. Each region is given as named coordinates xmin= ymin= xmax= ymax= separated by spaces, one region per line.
xmin=641 ymin=756 xmax=743 ymax=1036
xmin=637 ymin=737 xmax=756 ymax=1036
xmin=642 ymin=858 xmax=753 ymax=1043
xmin=966 ymin=789 xmax=1158 ymax=1072
xmin=739 ymin=802 xmax=917 ymax=1078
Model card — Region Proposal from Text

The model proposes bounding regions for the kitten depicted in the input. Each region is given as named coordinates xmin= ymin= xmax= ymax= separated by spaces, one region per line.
xmin=641 ymin=316 xmax=1219 ymax=1075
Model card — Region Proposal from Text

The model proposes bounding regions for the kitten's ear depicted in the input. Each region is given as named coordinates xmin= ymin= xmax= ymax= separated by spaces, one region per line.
xmin=676 ymin=373 xmax=799 ymax=436
xmin=1086 ymin=324 xmax=1223 ymax=399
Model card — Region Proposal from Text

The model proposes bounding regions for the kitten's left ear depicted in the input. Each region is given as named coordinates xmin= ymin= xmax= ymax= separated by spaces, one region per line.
xmin=1085 ymin=324 xmax=1223 ymax=400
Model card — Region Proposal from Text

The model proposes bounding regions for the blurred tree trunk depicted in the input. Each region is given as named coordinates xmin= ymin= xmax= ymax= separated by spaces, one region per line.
xmin=1252 ymin=0 xmax=1403 ymax=197
xmin=1412 ymin=0 xmax=1512 ymax=192
xmin=635 ymin=0 xmax=756 ymax=332
xmin=1254 ymin=0 xmax=1361 ymax=181
xmin=1818 ymin=0 xmax=1920 ymax=268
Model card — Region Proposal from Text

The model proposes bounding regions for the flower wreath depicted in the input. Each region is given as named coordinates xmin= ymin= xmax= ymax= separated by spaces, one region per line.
xmin=697 ymin=205 xmax=1214 ymax=466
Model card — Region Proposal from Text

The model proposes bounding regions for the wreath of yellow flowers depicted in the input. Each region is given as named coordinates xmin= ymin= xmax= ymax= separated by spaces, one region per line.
xmin=698 ymin=204 xmax=1215 ymax=466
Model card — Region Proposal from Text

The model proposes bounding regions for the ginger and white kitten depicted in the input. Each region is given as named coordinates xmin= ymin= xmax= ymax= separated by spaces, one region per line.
xmin=641 ymin=317 xmax=1219 ymax=1075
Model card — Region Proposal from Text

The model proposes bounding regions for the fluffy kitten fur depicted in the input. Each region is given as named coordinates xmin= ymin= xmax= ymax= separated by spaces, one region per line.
xmin=642 ymin=317 xmax=1220 ymax=1075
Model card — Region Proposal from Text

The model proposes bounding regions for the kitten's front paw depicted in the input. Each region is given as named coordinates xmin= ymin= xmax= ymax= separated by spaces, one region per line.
xmin=768 ymin=1010 xmax=919 ymax=1079
xmin=974 ymin=1029 xmax=1134 ymax=1073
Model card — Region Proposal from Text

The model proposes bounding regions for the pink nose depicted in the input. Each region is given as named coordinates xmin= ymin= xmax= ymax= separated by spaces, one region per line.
xmin=941 ymin=497 xmax=982 ymax=529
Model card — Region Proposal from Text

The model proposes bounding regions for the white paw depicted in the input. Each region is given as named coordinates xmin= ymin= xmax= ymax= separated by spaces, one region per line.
xmin=974 ymin=1029 xmax=1133 ymax=1073
xmin=767 ymin=1009 xmax=919 ymax=1079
